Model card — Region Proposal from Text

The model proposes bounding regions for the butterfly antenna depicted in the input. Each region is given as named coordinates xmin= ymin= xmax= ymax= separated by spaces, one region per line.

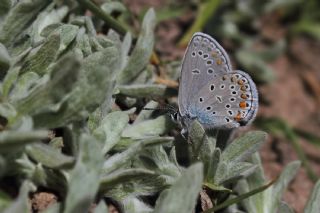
xmin=142 ymin=104 xmax=177 ymax=114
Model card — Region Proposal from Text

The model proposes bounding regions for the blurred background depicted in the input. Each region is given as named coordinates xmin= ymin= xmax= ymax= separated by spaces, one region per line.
xmin=120 ymin=0 xmax=320 ymax=212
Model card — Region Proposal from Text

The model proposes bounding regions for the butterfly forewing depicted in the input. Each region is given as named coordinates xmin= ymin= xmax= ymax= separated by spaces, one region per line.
xmin=178 ymin=33 xmax=232 ymax=117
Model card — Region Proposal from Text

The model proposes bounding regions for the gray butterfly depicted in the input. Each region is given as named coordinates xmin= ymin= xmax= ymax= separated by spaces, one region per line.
xmin=171 ymin=32 xmax=258 ymax=135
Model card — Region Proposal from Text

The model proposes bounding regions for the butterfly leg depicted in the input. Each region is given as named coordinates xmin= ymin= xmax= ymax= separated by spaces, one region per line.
xmin=180 ymin=128 xmax=188 ymax=139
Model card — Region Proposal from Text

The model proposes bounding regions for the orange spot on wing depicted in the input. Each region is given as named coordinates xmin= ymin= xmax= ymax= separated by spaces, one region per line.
xmin=211 ymin=51 xmax=218 ymax=57
xmin=241 ymin=86 xmax=246 ymax=91
xmin=231 ymin=76 xmax=237 ymax=82
xmin=216 ymin=58 xmax=222 ymax=65
xmin=238 ymin=79 xmax=244 ymax=85
xmin=234 ymin=112 xmax=242 ymax=121
xmin=241 ymin=94 xmax=247 ymax=99
xmin=239 ymin=101 xmax=246 ymax=109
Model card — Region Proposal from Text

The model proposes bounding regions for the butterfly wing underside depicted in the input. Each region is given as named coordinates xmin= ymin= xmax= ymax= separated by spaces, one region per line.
xmin=178 ymin=32 xmax=258 ymax=129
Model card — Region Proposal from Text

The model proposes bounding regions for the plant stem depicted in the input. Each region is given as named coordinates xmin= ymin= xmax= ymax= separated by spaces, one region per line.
xmin=202 ymin=180 xmax=275 ymax=213
xmin=77 ymin=0 xmax=127 ymax=36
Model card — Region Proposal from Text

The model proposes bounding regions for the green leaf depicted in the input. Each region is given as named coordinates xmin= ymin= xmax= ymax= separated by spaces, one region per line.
xmin=134 ymin=101 xmax=159 ymax=124
xmin=2 ymin=66 xmax=19 ymax=98
xmin=118 ymin=8 xmax=156 ymax=84
xmin=93 ymin=111 xmax=129 ymax=154
xmin=304 ymin=179 xmax=320 ymax=213
xmin=223 ymin=162 xmax=257 ymax=184
xmin=0 ymin=189 xmax=11 ymax=211
xmin=101 ymin=141 xmax=144 ymax=175
xmin=203 ymin=180 xmax=274 ymax=213
xmin=269 ymin=161 xmax=301 ymax=213
xmin=100 ymin=168 xmax=155 ymax=192
xmin=118 ymin=84 xmax=176 ymax=99
xmin=0 ymin=0 xmax=50 ymax=46
xmin=17 ymin=53 xmax=80 ymax=116
xmin=101 ymin=1 xmax=126 ymax=15
xmin=0 ymin=43 xmax=10 ymax=78
xmin=221 ymin=131 xmax=267 ymax=163
xmin=9 ymin=71 xmax=40 ymax=103
xmin=122 ymin=197 xmax=153 ymax=213
xmin=114 ymin=136 xmax=174 ymax=151
xmin=20 ymin=32 xmax=60 ymax=75
xmin=206 ymin=148 xmax=221 ymax=183
xmin=0 ymin=130 xmax=48 ymax=151
xmin=178 ymin=0 xmax=222 ymax=46
xmin=153 ymin=163 xmax=203 ymax=213
xmin=188 ymin=120 xmax=213 ymax=170
xmin=122 ymin=115 xmax=175 ymax=138
xmin=63 ymin=134 xmax=104 ymax=213
xmin=0 ymin=0 xmax=11 ymax=16
xmin=3 ymin=181 xmax=32 ymax=213
xmin=93 ymin=201 xmax=108 ymax=213
xmin=278 ymin=202 xmax=294 ymax=213
xmin=235 ymin=50 xmax=275 ymax=83
xmin=31 ymin=5 xmax=69 ymax=44
xmin=26 ymin=143 xmax=74 ymax=169
xmin=33 ymin=46 xmax=120 ymax=128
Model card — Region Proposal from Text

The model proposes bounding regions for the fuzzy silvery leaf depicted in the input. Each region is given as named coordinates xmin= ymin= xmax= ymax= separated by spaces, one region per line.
xmin=304 ymin=179 xmax=320 ymax=213
xmin=134 ymin=101 xmax=159 ymax=124
xmin=93 ymin=201 xmax=108 ymax=213
xmin=9 ymin=71 xmax=39 ymax=103
xmin=122 ymin=115 xmax=175 ymax=138
xmin=221 ymin=131 xmax=267 ymax=164
xmin=0 ymin=0 xmax=11 ymax=17
xmin=122 ymin=197 xmax=153 ymax=213
xmin=213 ymin=161 xmax=228 ymax=185
xmin=20 ymin=32 xmax=60 ymax=75
xmin=0 ymin=130 xmax=48 ymax=151
xmin=237 ymin=153 xmax=268 ymax=213
xmin=33 ymin=46 xmax=120 ymax=128
xmin=93 ymin=111 xmax=129 ymax=154
xmin=114 ymin=136 xmax=174 ymax=151
xmin=137 ymin=146 xmax=181 ymax=184
xmin=41 ymin=203 xmax=60 ymax=213
xmin=101 ymin=141 xmax=144 ymax=175
xmin=100 ymin=168 xmax=155 ymax=192
xmin=101 ymin=1 xmax=127 ymax=15
xmin=118 ymin=84 xmax=176 ymax=99
xmin=105 ymin=174 xmax=168 ymax=199
xmin=0 ymin=102 xmax=16 ymax=125
xmin=222 ymin=162 xmax=257 ymax=184
xmin=118 ymin=8 xmax=156 ymax=84
xmin=0 ymin=43 xmax=10 ymax=78
xmin=188 ymin=120 xmax=213 ymax=173
xmin=278 ymin=202 xmax=294 ymax=213
xmin=205 ymin=148 xmax=221 ymax=184
xmin=3 ymin=181 xmax=31 ymax=213
xmin=30 ymin=5 xmax=69 ymax=44
xmin=63 ymin=134 xmax=104 ymax=213
xmin=153 ymin=163 xmax=203 ymax=213
xmin=120 ymin=32 xmax=132 ymax=70
xmin=26 ymin=143 xmax=74 ymax=169
xmin=0 ymin=0 xmax=50 ymax=47
xmin=42 ymin=24 xmax=79 ymax=54
xmin=269 ymin=161 xmax=300 ymax=213
xmin=2 ymin=66 xmax=19 ymax=98
xmin=75 ymin=28 xmax=92 ymax=57
xmin=16 ymin=53 xmax=80 ymax=116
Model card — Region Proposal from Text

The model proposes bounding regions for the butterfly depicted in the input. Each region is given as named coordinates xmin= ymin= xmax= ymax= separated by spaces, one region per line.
xmin=170 ymin=32 xmax=258 ymax=135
